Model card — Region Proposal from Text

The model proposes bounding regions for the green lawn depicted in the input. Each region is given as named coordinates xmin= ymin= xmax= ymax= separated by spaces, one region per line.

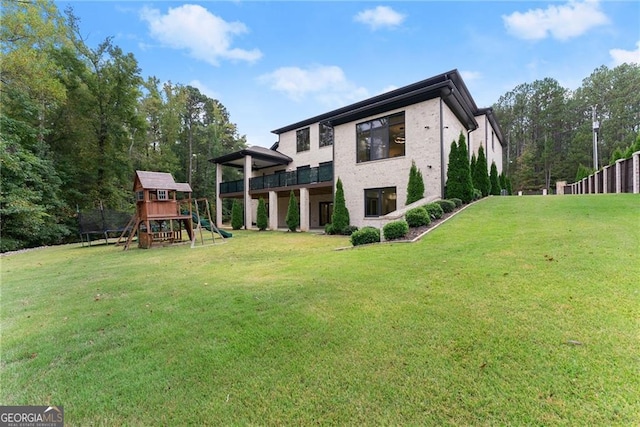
xmin=1 ymin=195 xmax=639 ymax=425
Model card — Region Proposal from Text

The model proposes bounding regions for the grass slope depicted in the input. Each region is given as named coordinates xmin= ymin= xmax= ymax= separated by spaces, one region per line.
xmin=1 ymin=195 xmax=639 ymax=425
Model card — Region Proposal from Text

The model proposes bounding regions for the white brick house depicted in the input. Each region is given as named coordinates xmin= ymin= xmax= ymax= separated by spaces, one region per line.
xmin=211 ymin=69 xmax=504 ymax=231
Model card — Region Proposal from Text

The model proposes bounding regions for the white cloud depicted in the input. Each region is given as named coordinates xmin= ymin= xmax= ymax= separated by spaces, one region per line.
xmin=378 ymin=85 xmax=399 ymax=95
xmin=139 ymin=4 xmax=262 ymax=66
xmin=189 ymin=80 xmax=219 ymax=100
xmin=258 ymin=65 xmax=369 ymax=107
xmin=460 ymin=71 xmax=482 ymax=82
xmin=502 ymin=0 xmax=609 ymax=41
xmin=354 ymin=6 xmax=405 ymax=30
xmin=610 ymin=41 xmax=640 ymax=66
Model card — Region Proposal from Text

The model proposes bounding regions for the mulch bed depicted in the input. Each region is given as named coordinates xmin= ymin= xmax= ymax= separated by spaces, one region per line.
xmin=396 ymin=210 xmax=457 ymax=242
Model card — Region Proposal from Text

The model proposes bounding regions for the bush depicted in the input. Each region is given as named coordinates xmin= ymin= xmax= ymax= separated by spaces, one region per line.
xmin=231 ymin=199 xmax=243 ymax=230
xmin=383 ymin=220 xmax=409 ymax=241
xmin=449 ymin=198 xmax=463 ymax=208
xmin=406 ymin=160 xmax=425 ymax=204
xmin=256 ymin=198 xmax=268 ymax=231
xmin=324 ymin=223 xmax=335 ymax=235
xmin=285 ymin=191 xmax=299 ymax=232
xmin=332 ymin=178 xmax=350 ymax=233
xmin=405 ymin=207 xmax=430 ymax=228
xmin=325 ymin=223 xmax=358 ymax=236
xmin=424 ymin=203 xmax=443 ymax=220
xmin=350 ymin=226 xmax=380 ymax=246
xmin=342 ymin=225 xmax=358 ymax=236
xmin=473 ymin=188 xmax=483 ymax=200
xmin=435 ymin=199 xmax=456 ymax=213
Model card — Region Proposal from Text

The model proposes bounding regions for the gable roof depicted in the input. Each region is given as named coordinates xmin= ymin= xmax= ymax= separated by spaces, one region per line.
xmin=270 ymin=69 xmax=479 ymax=142
xmin=134 ymin=171 xmax=192 ymax=192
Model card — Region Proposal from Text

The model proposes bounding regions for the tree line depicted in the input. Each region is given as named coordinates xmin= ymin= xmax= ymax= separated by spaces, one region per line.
xmin=1 ymin=0 xmax=246 ymax=251
xmin=493 ymin=64 xmax=640 ymax=192
xmin=2 ymin=0 xmax=639 ymax=251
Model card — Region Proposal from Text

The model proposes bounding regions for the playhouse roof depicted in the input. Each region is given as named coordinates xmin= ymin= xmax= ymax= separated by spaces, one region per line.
xmin=134 ymin=171 xmax=192 ymax=192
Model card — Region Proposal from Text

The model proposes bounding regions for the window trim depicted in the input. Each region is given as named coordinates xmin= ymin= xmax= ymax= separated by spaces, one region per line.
xmin=296 ymin=127 xmax=310 ymax=153
xmin=157 ymin=189 xmax=169 ymax=201
xmin=319 ymin=122 xmax=334 ymax=148
xmin=364 ymin=186 xmax=397 ymax=217
xmin=356 ymin=112 xmax=405 ymax=163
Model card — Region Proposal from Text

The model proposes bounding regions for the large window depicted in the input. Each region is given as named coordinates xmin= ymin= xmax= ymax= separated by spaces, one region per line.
xmin=297 ymin=127 xmax=310 ymax=152
xmin=319 ymin=122 xmax=333 ymax=147
xmin=365 ymin=187 xmax=397 ymax=217
xmin=357 ymin=112 xmax=405 ymax=163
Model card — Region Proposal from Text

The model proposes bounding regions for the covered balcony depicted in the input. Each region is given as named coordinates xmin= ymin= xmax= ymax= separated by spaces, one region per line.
xmin=210 ymin=146 xmax=334 ymax=231
xmin=219 ymin=162 xmax=333 ymax=195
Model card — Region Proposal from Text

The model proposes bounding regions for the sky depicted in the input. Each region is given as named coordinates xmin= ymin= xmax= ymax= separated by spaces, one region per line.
xmin=59 ymin=0 xmax=640 ymax=148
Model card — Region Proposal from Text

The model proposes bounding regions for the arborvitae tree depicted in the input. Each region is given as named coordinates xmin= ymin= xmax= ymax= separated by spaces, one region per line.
xmin=231 ymin=199 xmax=243 ymax=230
xmin=445 ymin=140 xmax=459 ymax=199
xmin=490 ymin=162 xmax=501 ymax=195
xmin=256 ymin=197 xmax=268 ymax=231
xmin=456 ymin=133 xmax=474 ymax=203
xmin=285 ymin=190 xmax=299 ymax=232
xmin=406 ymin=160 xmax=425 ymax=204
xmin=473 ymin=145 xmax=491 ymax=197
xmin=332 ymin=177 xmax=350 ymax=234
xmin=470 ymin=153 xmax=477 ymax=188
xmin=446 ymin=133 xmax=474 ymax=203
xmin=506 ymin=177 xmax=513 ymax=195
xmin=499 ymin=172 xmax=507 ymax=193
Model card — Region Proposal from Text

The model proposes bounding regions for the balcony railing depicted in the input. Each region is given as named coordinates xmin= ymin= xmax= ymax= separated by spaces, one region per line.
xmin=219 ymin=162 xmax=333 ymax=195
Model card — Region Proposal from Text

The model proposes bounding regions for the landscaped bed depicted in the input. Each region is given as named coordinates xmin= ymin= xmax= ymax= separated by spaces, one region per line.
xmin=2 ymin=195 xmax=639 ymax=425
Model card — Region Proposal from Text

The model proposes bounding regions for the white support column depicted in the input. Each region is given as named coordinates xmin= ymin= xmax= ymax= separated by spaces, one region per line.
xmin=615 ymin=159 xmax=623 ymax=194
xmin=633 ymin=151 xmax=640 ymax=194
xmin=268 ymin=191 xmax=278 ymax=230
xmin=602 ymin=166 xmax=608 ymax=194
xmin=244 ymin=155 xmax=252 ymax=229
xmin=299 ymin=187 xmax=309 ymax=232
xmin=215 ymin=164 xmax=223 ymax=227
xmin=594 ymin=171 xmax=600 ymax=194
xmin=587 ymin=176 xmax=592 ymax=194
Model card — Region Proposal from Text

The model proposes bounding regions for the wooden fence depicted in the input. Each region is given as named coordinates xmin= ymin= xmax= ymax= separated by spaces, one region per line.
xmin=559 ymin=151 xmax=640 ymax=195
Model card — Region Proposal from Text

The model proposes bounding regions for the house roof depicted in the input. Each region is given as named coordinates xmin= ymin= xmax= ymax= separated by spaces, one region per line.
xmin=476 ymin=107 xmax=506 ymax=148
xmin=134 ymin=170 xmax=192 ymax=192
xmin=270 ymin=69 xmax=480 ymax=140
xmin=209 ymin=145 xmax=292 ymax=169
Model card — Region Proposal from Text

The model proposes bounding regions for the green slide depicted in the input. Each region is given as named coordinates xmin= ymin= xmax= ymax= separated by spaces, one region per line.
xmin=188 ymin=212 xmax=232 ymax=238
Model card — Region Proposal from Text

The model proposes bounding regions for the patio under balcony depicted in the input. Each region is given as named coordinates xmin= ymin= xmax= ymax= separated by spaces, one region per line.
xmin=210 ymin=146 xmax=334 ymax=231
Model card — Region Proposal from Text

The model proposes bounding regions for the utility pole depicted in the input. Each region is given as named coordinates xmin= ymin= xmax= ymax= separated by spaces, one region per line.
xmin=592 ymin=105 xmax=599 ymax=170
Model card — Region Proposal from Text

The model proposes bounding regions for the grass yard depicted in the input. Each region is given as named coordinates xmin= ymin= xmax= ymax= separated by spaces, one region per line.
xmin=1 ymin=195 xmax=639 ymax=425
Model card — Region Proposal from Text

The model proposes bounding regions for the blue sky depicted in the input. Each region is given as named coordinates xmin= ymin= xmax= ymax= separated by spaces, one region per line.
xmin=60 ymin=1 xmax=640 ymax=148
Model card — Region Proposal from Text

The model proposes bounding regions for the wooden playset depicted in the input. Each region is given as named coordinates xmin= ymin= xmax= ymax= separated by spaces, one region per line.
xmin=114 ymin=171 xmax=228 ymax=250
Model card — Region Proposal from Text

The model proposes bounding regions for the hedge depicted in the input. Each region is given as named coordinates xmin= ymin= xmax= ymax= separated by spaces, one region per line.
xmin=350 ymin=227 xmax=380 ymax=246
xmin=405 ymin=207 xmax=431 ymax=228
xmin=383 ymin=220 xmax=409 ymax=241
xmin=435 ymin=199 xmax=456 ymax=213
xmin=424 ymin=203 xmax=444 ymax=220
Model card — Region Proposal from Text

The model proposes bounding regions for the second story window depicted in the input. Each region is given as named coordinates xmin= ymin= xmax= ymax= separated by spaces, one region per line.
xmin=357 ymin=112 xmax=405 ymax=163
xmin=297 ymin=127 xmax=310 ymax=153
xmin=157 ymin=190 xmax=169 ymax=200
xmin=319 ymin=122 xmax=333 ymax=147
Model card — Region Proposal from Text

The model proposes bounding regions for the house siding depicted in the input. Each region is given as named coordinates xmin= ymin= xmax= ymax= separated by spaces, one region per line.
xmin=212 ymin=70 xmax=506 ymax=231
xmin=471 ymin=113 xmax=504 ymax=175
xmin=333 ymin=99 xmax=464 ymax=228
